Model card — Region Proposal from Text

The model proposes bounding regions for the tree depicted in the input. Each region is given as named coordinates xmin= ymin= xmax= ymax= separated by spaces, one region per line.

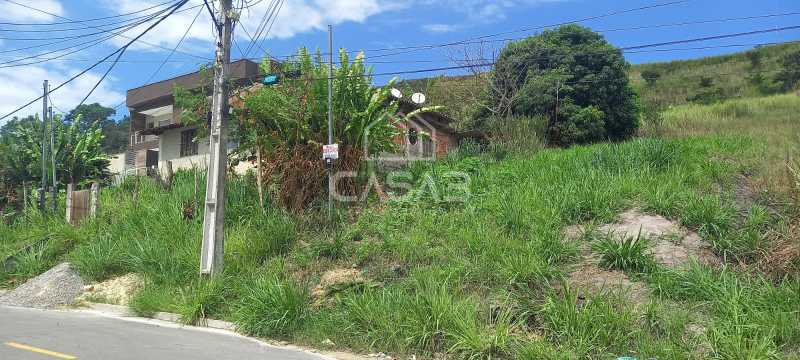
xmin=641 ymin=69 xmax=661 ymax=86
xmin=481 ymin=24 xmax=640 ymax=146
xmin=0 ymin=114 xmax=109 ymax=191
xmin=775 ymin=50 xmax=800 ymax=92
xmin=64 ymin=103 xmax=128 ymax=153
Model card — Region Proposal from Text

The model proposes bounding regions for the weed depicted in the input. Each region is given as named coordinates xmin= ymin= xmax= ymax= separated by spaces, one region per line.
xmin=448 ymin=308 xmax=518 ymax=359
xmin=594 ymin=231 xmax=655 ymax=273
xmin=177 ymin=277 xmax=229 ymax=325
xmin=234 ymin=275 xmax=309 ymax=338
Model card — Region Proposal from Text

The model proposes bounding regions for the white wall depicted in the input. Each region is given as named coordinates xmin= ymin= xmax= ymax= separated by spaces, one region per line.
xmin=156 ymin=126 xmax=255 ymax=175
xmin=108 ymin=153 xmax=126 ymax=175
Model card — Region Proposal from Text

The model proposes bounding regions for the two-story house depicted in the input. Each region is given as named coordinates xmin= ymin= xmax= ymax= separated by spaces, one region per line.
xmin=124 ymin=59 xmax=261 ymax=175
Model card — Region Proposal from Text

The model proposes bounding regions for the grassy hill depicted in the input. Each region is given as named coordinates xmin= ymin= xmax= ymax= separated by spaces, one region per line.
xmin=631 ymin=42 xmax=800 ymax=108
xmin=2 ymin=92 xmax=799 ymax=358
xmin=400 ymin=42 xmax=800 ymax=126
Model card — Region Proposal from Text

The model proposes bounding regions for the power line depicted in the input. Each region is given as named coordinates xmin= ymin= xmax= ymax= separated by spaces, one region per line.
xmin=112 ymin=5 xmax=206 ymax=111
xmin=1 ymin=0 xmax=210 ymax=60
xmin=0 ymin=7 xmax=174 ymax=68
xmin=263 ymin=0 xmax=694 ymax=60
xmin=0 ymin=0 xmax=190 ymax=121
xmin=0 ymin=0 xmax=181 ymax=26
xmin=622 ymin=25 xmax=800 ymax=50
xmin=242 ymin=0 xmax=281 ymax=57
xmin=0 ymin=1 xmax=197 ymax=33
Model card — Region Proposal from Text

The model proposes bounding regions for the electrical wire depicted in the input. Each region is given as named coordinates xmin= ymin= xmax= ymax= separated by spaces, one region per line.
xmin=0 ymin=6 xmax=176 ymax=68
xmin=0 ymin=0 xmax=190 ymax=121
xmin=1 ymin=0 xmax=210 ymax=60
xmin=0 ymin=0 xmax=181 ymax=26
xmin=242 ymin=0 xmax=281 ymax=57
xmin=111 ymin=5 xmax=206 ymax=111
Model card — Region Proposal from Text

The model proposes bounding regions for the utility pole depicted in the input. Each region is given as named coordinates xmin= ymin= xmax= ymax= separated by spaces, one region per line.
xmin=326 ymin=24 xmax=334 ymax=221
xmin=40 ymin=80 xmax=48 ymax=211
xmin=49 ymin=106 xmax=57 ymax=212
xmin=200 ymin=0 xmax=233 ymax=276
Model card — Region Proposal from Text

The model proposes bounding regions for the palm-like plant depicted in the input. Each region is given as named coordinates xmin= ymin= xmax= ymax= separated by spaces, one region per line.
xmin=56 ymin=117 xmax=110 ymax=185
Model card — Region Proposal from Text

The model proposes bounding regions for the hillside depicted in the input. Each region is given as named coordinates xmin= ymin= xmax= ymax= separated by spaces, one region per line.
xmin=400 ymin=42 xmax=800 ymax=125
xmin=631 ymin=42 xmax=800 ymax=108
xmin=2 ymin=92 xmax=800 ymax=358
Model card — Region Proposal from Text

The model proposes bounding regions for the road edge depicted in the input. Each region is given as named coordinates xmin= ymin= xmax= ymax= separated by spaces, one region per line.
xmin=73 ymin=303 xmax=370 ymax=360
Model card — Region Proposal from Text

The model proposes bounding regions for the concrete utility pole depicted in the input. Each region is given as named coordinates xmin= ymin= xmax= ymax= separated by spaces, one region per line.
xmin=40 ymin=80 xmax=48 ymax=211
xmin=201 ymin=0 xmax=233 ymax=276
xmin=49 ymin=106 xmax=56 ymax=212
xmin=326 ymin=24 xmax=334 ymax=221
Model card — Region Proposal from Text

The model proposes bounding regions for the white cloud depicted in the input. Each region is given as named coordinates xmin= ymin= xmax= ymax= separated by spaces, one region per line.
xmin=0 ymin=0 xmax=64 ymax=22
xmin=418 ymin=0 xmax=565 ymax=23
xmin=106 ymin=0 xmax=403 ymax=54
xmin=0 ymin=64 xmax=124 ymax=123
xmin=422 ymin=24 xmax=458 ymax=33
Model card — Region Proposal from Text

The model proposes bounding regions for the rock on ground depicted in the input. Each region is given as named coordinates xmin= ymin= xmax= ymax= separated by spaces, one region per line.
xmin=0 ymin=263 xmax=84 ymax=309
xmin=311 ymin=269 xmax=365 ymax=300
xmin=78 ymin=273 xmax=143 ymax=306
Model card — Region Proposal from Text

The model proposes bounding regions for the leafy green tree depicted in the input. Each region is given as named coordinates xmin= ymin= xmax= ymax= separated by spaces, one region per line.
xmin=481 ymin=24 xmax=639 ymax=146
xmin=775 ymin=50 xmax=800 ymax=92
xmin=641 ymin=69 xmax=661 ymax=86
xmin=0 ymin=114 xmax=109 ymax=189
xmin=64 ymin=103 xmax=127 ymax=153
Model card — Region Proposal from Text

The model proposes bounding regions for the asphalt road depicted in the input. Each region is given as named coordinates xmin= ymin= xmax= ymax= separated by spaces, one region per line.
xmin=0 ymin=306 xmax=329 ymax=360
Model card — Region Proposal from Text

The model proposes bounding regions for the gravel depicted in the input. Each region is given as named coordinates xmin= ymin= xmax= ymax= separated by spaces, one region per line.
xmin=0 ymin=263 xmax=85 ymax=308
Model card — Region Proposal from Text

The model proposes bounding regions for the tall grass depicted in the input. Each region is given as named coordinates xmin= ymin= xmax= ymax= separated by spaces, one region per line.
xmin=657 ymin=93 xmax=800 ymax=197
xmin=2 ymin=135 xmax=798 ymax=358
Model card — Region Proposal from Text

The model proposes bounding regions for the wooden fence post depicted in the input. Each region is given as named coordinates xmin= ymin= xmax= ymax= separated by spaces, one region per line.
xmin=65 ymin=183 xmax=73 ymax=224
xmin=90 ymin=182 xmax=99 ymax=218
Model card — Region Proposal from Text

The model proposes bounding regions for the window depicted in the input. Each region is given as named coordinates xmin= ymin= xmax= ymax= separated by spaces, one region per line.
xmin=408 ymin=128 xmax=418 ymax=145
xmin=180 ymin=129 xmax=198 ymax=157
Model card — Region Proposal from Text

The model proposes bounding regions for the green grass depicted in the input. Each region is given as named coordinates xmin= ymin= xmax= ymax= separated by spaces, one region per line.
xmin=631 ymin=43 xmax=800 ymax=108
xmin=1 ymin=120 xmax=798 ymax=358
xmin=594 ymin=233 xmax=655 ymax=273
xmin=657 ymin=93 xmax=800 ymax=198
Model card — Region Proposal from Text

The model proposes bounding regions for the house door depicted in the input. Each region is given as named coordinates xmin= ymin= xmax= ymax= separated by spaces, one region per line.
xmin=145 ymin=149 xmax=159 ymax=176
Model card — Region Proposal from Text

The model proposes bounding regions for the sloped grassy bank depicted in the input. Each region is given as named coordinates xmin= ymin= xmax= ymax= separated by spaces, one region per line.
xmin=2 ymin=136 xmax=798 ymax=359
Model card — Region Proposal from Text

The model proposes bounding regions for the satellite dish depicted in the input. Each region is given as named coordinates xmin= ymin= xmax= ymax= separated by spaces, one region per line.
xmin=411 ymin=92 xmax=426 ymax=105
xmin=390 ymin=88 xmax=403 ymax=99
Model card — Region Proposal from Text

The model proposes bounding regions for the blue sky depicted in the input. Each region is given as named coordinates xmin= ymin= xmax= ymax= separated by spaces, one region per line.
xmin=0 ymin=0 xmax=798 ymax=122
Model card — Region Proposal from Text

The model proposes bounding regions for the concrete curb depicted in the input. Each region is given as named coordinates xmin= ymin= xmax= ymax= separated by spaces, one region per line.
xmin=84 ymin=302 xmax=237 ymax=331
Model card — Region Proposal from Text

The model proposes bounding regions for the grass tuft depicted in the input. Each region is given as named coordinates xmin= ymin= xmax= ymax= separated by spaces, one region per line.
xmin=594 ymin=231 xmax=655 ymax=273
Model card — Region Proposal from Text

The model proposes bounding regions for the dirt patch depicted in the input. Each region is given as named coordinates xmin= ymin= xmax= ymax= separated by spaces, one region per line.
xmin=596 ymin=209 xmax=721 ymax=268
xmin=0 ymin=263 xmax=84 ymax=308
xmin=566 ymin=263 xmax=650 ymax=305
xmin=561 ymin=209 xmax=723 ymax=304
xmin=78 ymin=273 xmax=143 ymax=306
xmin=311 ymin=269 xmax=366 ymax=300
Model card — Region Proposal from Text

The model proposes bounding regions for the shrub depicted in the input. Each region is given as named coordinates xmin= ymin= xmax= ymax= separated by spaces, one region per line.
xmin=482 ymin=24 xmax=640 ymax=146
xmin=641 ymin=69 xmax=662 ymax=86
xmin=775 ymin=50 xmax=800 ymax=92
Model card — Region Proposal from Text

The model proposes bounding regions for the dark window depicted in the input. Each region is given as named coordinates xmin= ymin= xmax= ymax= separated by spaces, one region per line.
xmin=180 ymin=129 xmax=198 ymax=157
xmin=408 ymin=128 xmax=418 ymax=145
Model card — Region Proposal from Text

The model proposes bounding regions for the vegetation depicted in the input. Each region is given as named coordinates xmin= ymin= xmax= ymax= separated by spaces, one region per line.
xmin=0 ymin=114 xmax=109 ymax=215
xmin=2 ymin=34 xmax=800 ymax=360
xmin=63 ymin=103 xmax=129 ymax=154
xmin=631 ymin=42 xmax=800 ymax=108
xmin=481 ymin=24 xmax=640 ymax=146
